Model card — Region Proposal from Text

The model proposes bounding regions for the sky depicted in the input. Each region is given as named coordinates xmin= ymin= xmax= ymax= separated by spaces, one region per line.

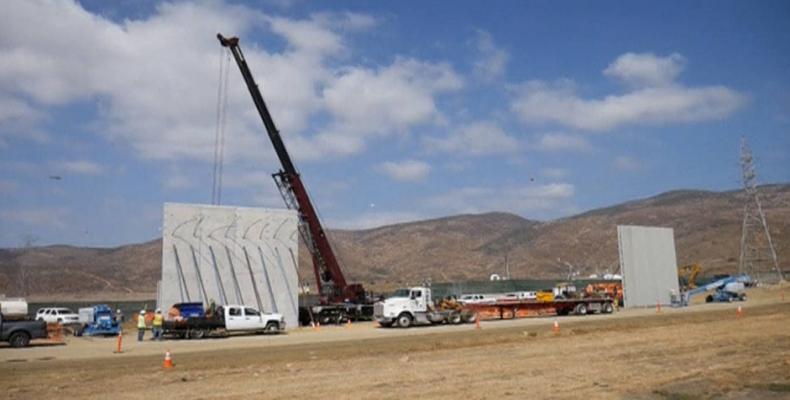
xmin=1 ymin=0 xmax=789 ymax=248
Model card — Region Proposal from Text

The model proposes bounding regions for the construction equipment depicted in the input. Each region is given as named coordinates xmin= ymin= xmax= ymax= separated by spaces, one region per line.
xmin=678 ymin=263 xmax=702 ymax=290
xmin=76 ymin=305 xmax=121 ymax=337
xmin=375 ymin=285 xmax=615 ymax=328
xmin=217 ymin=34 xmax=373 ymax=324
xmin=681 ymin=274 xmax=751 ymax=306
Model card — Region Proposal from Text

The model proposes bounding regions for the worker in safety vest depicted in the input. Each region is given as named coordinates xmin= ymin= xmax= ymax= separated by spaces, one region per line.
xmin=152 ymin=309 xmax=164 ymax=341
xmin=137 ymin=309 xmax=147 ymax=341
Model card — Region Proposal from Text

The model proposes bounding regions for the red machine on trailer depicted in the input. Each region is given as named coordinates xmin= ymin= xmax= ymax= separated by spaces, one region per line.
xmin=218 ymin=34 xmax=373 ymax=324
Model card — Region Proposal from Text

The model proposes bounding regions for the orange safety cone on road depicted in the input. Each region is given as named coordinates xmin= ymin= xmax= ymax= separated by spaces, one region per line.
xmin=163 ymin=349 xmax=174 ymax=369
xmin=736 ymin=306 xmax=743 ymax=318
xmin=656 ymin=301 xmax=662 ymax=313
xmin=314 ymin=321 xmax=321 ymax=332
xmin=475 ymin=314 xmax=481 ymax=330
xmin=552 ymin=320 xmax=560 ymax=334
xmin=346 ymin=318 xmax=352 ymax=329
xmin=114 ymin=330 xmax=123 ymax=354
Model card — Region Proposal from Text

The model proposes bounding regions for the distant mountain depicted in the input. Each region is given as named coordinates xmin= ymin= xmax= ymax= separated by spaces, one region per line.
xmin=1 ymin=184 xmax=788 ymax=300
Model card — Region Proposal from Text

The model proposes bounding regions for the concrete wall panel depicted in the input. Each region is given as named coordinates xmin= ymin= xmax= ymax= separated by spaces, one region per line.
xmin=617 ymin=225 xmax=679 ymax=308
xmin=159 ymin=203 xmax=299 ymax=328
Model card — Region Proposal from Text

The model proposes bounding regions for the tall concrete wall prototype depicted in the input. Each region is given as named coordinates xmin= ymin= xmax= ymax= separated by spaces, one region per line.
xmin=159 ymin=203 xmax=299 ymax=329
xmin=617 ymin=225 xmax=680 ymax=308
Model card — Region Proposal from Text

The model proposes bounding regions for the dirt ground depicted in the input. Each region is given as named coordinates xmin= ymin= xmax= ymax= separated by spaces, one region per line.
xmin=2 ymin=285 xmax=789 ymax=399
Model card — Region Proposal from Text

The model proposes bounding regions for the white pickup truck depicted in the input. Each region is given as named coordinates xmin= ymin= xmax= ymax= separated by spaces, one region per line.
xmin=164 ymin=303 xmax=285 ymax=339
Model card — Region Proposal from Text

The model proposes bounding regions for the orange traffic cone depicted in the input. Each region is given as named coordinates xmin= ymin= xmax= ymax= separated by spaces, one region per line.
xmin=475 ymin=314 xmax=481 ymax=330
xmin=736 ymin=306 xmax=743 ymax=318
xmin=314 ymin=321 xmax=321 ymax=332
xmin=114 ymin=331 xmax=123 ymax=354
xmin=163 ymin=349 xmax=174 ymax=369
xmin=346 ymin=318 xmax=352 ymax=329
xmin=552 ymin=320 xmax=560 ymax=334
xmin=656 ymin=301 xmax=662 ymax=313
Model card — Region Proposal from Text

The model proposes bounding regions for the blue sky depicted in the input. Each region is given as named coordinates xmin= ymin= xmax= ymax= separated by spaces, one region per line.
xmin=1 ymin=0 xmax=788 ymax=247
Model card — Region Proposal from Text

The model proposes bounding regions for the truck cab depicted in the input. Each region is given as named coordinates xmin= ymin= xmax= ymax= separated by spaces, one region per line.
xmin=222 ymin=305 xmax=285 ymax=333
xmin=374 ymin=287 xmax=430 ymax=328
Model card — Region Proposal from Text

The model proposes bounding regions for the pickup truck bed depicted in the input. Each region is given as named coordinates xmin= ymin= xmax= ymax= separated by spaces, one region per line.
xmin=1 ymin=318 xmax=48 ymax=348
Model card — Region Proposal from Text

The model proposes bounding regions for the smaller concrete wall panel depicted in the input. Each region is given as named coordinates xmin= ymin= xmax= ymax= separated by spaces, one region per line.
xmin=618 ymin=225 xmax=680 ymax=308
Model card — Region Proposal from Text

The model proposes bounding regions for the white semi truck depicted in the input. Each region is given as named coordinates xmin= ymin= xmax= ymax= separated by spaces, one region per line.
xmin=373 ymin=287 xmax=477 ymax=328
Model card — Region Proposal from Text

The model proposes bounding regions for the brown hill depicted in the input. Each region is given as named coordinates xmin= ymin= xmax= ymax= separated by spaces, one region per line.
xmin=1 ymin=184 xmax=788 ymax=300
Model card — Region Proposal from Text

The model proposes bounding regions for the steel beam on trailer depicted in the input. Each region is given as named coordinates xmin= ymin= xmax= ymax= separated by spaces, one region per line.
xmin=257 ymin=246 xmax=279 ymax=313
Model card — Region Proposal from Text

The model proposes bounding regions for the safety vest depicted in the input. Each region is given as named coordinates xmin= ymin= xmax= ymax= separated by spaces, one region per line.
xmin=137 ymin=313 xmax=147 ymax=329
xmin=153 ymin=313 xmax=164 ymax=327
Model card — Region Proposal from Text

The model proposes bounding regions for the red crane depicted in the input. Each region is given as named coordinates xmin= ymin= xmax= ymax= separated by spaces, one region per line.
xmin=217 ymin=34 xmax=368 ymax=310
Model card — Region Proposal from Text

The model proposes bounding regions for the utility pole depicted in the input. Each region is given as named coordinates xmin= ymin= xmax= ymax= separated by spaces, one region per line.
xmin=738 ymin=137 xmax=783 ymax=282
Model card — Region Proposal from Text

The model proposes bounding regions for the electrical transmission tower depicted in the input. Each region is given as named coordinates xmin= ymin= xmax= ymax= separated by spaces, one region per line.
xmin=738 ymin=137 xmax=783 ymax=282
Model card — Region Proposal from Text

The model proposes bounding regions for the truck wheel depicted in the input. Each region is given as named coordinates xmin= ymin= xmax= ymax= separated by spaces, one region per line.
xmin=574 ymin=303 xmax=588 ymax=316
xmin=189 ymin=329 xmax=206 ymax=340
xmin=739 ymin=293 xmax=747 ymax=301
xmin=602 ymin=302 xmax=614 ymax=314
xmin=397 ymin=313 xmax=412 ymax=328
xmin=449 ymin=313 xmax=462 ymax=324
xmin=9 ymin=332 xmax=31 ymax=348
xmin=264 ymin=322 xmax=279 ymax=334
xmin=463 ymin=313 xmax=477 ymax=324
xmin=705 ymin=295 xmax=713 ymax=303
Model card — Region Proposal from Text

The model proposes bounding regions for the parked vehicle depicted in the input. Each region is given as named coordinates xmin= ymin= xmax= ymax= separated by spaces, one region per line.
xmin=163 ymin=302 xmax=285 ymax=339
xmin=681 ymin=274 xmax=751 ymax=306
xmin=35 ymin=307 xmax=80 ymax=324
xmin=375 ymin=285 xmax=615 ymax=328
xmin=75 ymin=305 xmax=121 ymax=337
xmin=375 ymin=287 xmax=477 ymax=328
xmin=457 ymin=293 xmax=497 ymax=304
xmin=499 ymin=291 xmax=538 ymax=300
xmin=1 ymin=299 xmax=48 ymax=348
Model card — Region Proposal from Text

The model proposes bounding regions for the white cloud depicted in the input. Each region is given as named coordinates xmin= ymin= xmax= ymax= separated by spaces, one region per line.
xmin=0 ymin=2 xmax=454 ymax=164
xmin=57 ymin=160 xmax=103 ymax=175
xmin=426 ymin=183 xmax=575 ymax=216
xmin=426 ymin=121 xmax=520 ymax=156
xmin=319 ymin=58 xmax=463 ymax=155
xmin=604 ymin=52 xmax=686 ymax=88
xmin=472 ymin=29 xmax=508 ymax=82
xmin=162 ymin=169 xmax=192 ymax=190
xmin=535 ymin=132 xmax=593 ymax=152
xmin=613 ymin=155 xmax=643 ymax=171
xmin=511 ymin=53 xmax=746 ymax=132
xmin=377 ymin=160 xmax=430 ymax=182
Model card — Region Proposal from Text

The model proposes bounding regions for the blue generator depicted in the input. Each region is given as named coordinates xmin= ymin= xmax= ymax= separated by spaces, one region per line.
xmin=79 ymin=304 xmax=121 ymax=336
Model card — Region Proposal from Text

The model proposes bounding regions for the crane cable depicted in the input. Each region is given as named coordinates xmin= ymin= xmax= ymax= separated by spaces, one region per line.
xmin=212 ymin=48 xmax=231 ymax=205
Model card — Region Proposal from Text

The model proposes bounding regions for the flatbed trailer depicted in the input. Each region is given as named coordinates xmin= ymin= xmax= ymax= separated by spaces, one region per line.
xmin=463 ymin=297 xmax=615 ymax=321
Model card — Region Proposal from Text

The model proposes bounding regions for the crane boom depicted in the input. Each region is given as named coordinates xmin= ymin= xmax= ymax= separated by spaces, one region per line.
xmin=218 ymin=33 xmax=363 ymax=304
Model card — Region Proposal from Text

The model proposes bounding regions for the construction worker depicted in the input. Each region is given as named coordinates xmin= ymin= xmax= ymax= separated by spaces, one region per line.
xmin=115 ymin=308 xmax=124 ymax=324
xmin=152 ymin=309 xmax=164 ymax=341
xmin=137 ymin=309 xmax=147 ymax=341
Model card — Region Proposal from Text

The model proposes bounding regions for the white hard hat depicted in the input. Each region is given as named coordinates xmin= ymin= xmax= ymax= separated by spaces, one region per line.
xmin=140 ymin=309 xmax=145 ymax=313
